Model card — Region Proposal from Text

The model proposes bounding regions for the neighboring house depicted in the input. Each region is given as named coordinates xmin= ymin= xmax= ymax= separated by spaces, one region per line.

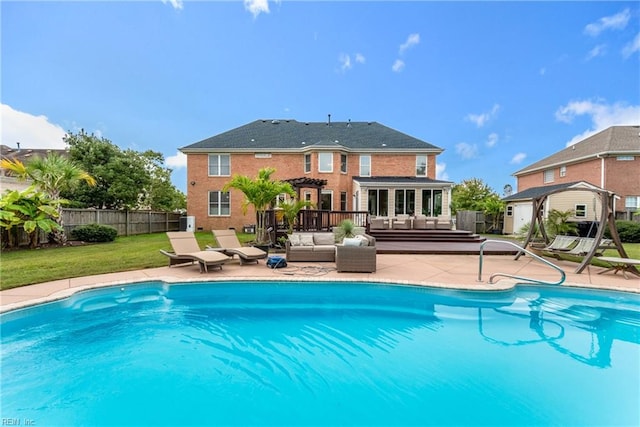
xmin=0 ymin=144 xmax=68 ymax=192
xmin=511 ymin=125 xmax=640 ymax=223
xmin=502 ymin=181 xmax=608 ymax=235
xmin=180 ymin=118 xmax=452 ymax=231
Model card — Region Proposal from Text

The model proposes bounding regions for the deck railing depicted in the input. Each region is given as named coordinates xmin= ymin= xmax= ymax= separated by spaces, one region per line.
xmin=264 ymin=209 xmax=369 ymax=241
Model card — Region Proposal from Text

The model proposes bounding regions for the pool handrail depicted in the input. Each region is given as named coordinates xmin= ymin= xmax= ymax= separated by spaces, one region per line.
xmin=478 ymin=239 xmax=566 ymax=286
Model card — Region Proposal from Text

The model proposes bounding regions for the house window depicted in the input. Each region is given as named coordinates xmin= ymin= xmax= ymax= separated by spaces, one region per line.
xmin=625 ymin=196 xmax=640 ymax=209
xmin=543 ymin=169 xmax=554 ymax=183
xmin=320 ymin=190 xmax=333 ymax=210
xmin=304 ymin=154 xmax=311 ymax=173
xmin=575 ymin=204 xmax=587 ymax=218
xmin=395 ymin=189 xmax=416 ymax=215
xmin=506 ymin=206 xmax=513 ymax=217
xmin=617 ymin=156 xmax=634 ymax=161
xmin=319 ymin=152 xmax=333 ymax=173
xmin=340 ymin=192 xmax=347 ymax=211
xmin=209 ymin=191 xmax=230 ymax=216
xmin=368 ymin=189 xmax=388 ymax=216
xmin=421 ymin=189 xmax=443 ymax=216
xmin=416 ymin=155 xmax=427 ymax=176
xmin=559 ymin=165 xmax=566 ymax=177
xmin=340 ymin=154 xmax=347 ymax=173
xmin=208 ymin=154 xmax=230 ymax=176
xmin=360 ymin=155 xmax=371 ymax=176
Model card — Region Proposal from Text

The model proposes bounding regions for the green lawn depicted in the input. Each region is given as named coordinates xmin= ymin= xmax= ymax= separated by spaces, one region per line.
xmin=1 ymin=233 xmax=638 ymax=291
xmin=0 ymin=232 xmax=254 ymax=291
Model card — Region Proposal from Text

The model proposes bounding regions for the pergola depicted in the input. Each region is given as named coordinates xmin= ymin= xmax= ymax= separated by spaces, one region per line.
xmin=284 ymin=177 xmax=328 ymax=207
xmin=516 ymin=187 xmax=631 ymax=274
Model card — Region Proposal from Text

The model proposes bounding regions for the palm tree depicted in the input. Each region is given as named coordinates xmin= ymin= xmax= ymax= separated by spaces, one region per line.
xmin=1 ymin=153 xmax=96 ymax=244
xmin=223 ymin=167 xmax=295 ymax=245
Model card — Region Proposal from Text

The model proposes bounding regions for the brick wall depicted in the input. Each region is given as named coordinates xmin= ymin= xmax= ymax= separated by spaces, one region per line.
xmin=186 ymin=151 xmax=437 ymax=231
xmin=516 ymin=156 xmax=639 ymax=212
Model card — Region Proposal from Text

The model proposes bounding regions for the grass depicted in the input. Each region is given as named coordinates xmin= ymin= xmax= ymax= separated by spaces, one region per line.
xmin=1 ymin=232 xmax=638 ymax=291
xmin=0 ymin=231 xmax=255 ymax=291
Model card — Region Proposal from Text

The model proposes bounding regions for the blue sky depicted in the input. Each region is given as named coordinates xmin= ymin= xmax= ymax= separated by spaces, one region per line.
xmin=2 ymin=1 xmax=639 ymax=195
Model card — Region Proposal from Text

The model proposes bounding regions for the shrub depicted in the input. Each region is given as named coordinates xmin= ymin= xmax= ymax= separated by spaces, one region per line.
xmin=71 ymin=224 xmax=118 ymax=243
xmin=604 ymin=221 xmax=640 ymax=243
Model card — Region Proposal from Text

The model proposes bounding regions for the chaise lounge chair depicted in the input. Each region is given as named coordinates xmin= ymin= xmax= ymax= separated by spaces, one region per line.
xmin=542 ymin=235 xmax=579 ymax=253
xmin=161 ymin=232 xmax=231 ymax=273
xmin=565 ymin=237 xmax=612 ymax=257
xmin=210 ymin=229 xmax=268 ymax=265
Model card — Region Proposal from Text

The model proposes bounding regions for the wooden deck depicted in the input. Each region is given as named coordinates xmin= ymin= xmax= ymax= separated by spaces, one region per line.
xmin=376 ymin=239 xmax=520 ymax=255
xmin=369 ymin=229 xmax=520 ymax=255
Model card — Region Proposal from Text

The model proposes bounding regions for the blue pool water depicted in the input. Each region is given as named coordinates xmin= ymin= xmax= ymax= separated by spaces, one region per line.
xmin=1 ymin=281 xmax=639 ymax=426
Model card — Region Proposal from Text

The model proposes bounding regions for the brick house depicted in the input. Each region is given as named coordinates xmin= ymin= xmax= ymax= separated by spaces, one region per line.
xmin=503 ymin=125 xmax=640 ymax=234
xmin=180 ymin=118 xmax=452 ymax=231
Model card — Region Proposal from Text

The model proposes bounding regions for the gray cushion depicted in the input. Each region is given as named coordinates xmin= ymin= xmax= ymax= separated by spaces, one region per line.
xmin=314 ymin=233 xmax=335 ymax=245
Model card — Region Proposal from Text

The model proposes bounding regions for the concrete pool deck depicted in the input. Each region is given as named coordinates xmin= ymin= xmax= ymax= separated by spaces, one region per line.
xmin=2 ymin=253 xmax=638 ymax=312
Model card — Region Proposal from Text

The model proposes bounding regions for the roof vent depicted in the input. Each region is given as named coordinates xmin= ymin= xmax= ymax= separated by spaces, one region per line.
xmin=271 ymin=120 xmax=280 ymax=124
xmin=382 ymin=143 xmax=387 ymax=147
xmin=301 ymin=141 xmax=306 ymax=145
xmin=347 ymin=119 xmax=351 ymax=128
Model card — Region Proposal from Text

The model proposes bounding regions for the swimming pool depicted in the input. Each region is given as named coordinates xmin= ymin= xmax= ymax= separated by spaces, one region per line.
xmin=1 ymin=281 xmax=639 ymax=426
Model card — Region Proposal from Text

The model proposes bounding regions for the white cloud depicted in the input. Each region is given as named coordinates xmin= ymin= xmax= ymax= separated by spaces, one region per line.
xmin=586 ymin=44 xmax=607 ymax=60
xmin=436 ymin=162 xmax=449 ymax=181
xmin=455 ymin=142 xmax=478 ymax=160
xmin=399 ymin=33 xmax=420 ymax=55
xmin=584 ymin=8 xmax=630 ymax=37
xmin=391 ymin=59 xmax=405 ymax=73
xmin=161 ymin=0 xmax=183 ymax=10
xmin=539 ymin=67 xmax=546 ymax=76
xmin=1 ymin=104 xmax=67 ymax=149
xmin=244 ymin=0 xmax=270 ymax=18
xmin=510 ymin=153 xmax=527 ymax=164
xmin=555 ymin=99 xmax=640 ymax=146
xmin=486 ymin=133 xmax=499 ymax=148
xmin=622 ymin=32 xmax=640 ymax=58
xmin=466 ymin=104 xmax=500 ymax=127
xmin=165 ymin=151 xmax=187 ymax=169
xmin=338 ymin=53 xmax=352 ymax=72
xmin=338 ymin=53 xmax=365 ymax=73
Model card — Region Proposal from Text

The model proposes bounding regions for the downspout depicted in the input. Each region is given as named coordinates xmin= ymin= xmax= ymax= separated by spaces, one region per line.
xmin=596 ymin=153 xmax=614 ymax=211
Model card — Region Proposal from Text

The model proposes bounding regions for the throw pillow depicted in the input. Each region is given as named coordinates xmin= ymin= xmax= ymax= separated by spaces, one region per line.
xmin=299 ymin=234 xmax=315 ymax=246
xmin=355 ymin=235 xmax=369 ymax=246
xmin=314 ymin=233 xmax=335 ymax=245
xmin=342 ymin=237 xmax=361 ymax=247
xmin=288 ymin=234 xmax=301 ymax=246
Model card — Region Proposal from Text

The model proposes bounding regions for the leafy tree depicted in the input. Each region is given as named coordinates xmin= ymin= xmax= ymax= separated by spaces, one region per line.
xmin=0 ymin=187 xmax=62 ymax=248
xmin=451 ymin=178 xmax=497 ymax=213
xmin=63 ymin=130 xmax=185 ymax=211
xmin=0 ymin=153 xmax=95 ymax=244
xmin=483 ymin=195 xmax=505 ymax=232
xmin=223 ymin=167 xmax=295 ymax=245
xmin=451 ymin=178 xmax=506 ymax=230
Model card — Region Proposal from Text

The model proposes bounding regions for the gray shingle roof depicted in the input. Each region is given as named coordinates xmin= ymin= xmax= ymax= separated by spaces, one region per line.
xmin=513 ymin=125 xmax=640 ymax=175
xmin=181 ymin=119 xmax=443 ymax=153
xmin=502 ymin=181 xmax=601 ymax=201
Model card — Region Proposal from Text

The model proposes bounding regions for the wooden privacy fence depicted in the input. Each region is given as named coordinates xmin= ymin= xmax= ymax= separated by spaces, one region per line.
xmin=5 ymin=209 xmax=182 ymax=247
xmin=63 ymin=209 xmax=183 ymax=236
